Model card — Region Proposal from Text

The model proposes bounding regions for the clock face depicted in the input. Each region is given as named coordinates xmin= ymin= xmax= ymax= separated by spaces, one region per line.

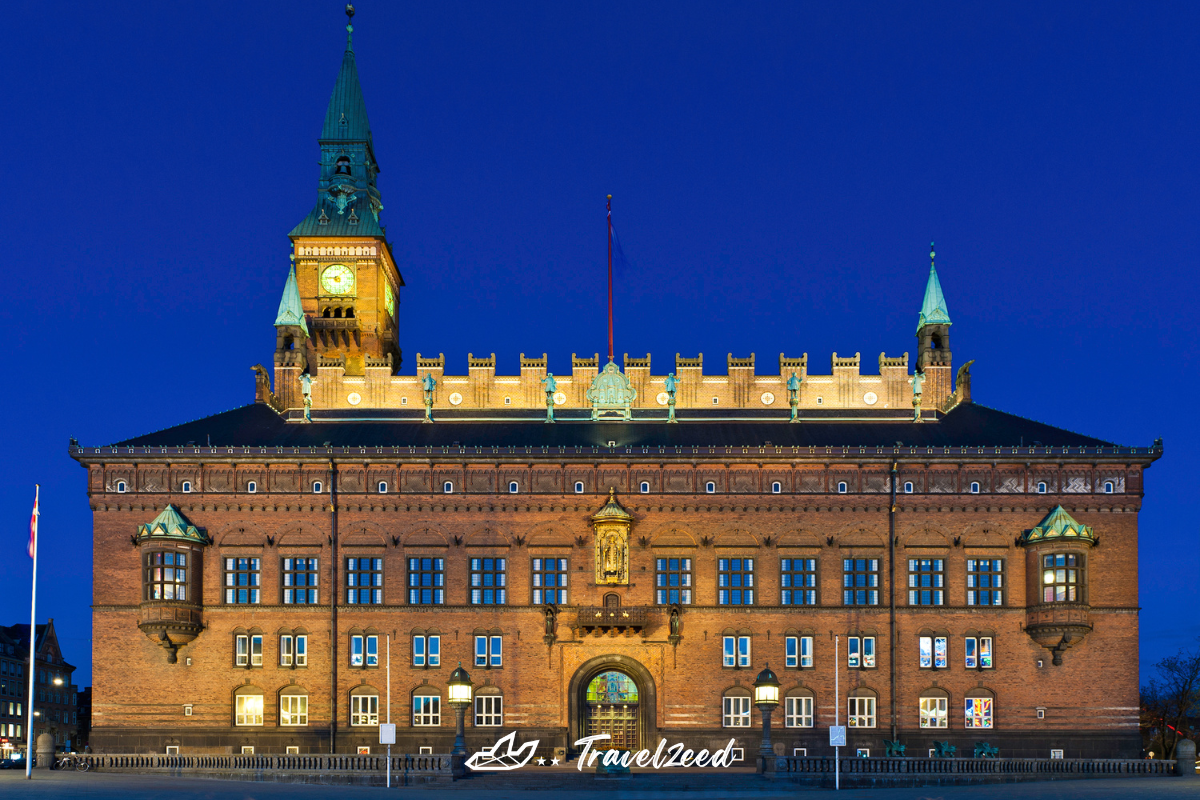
xmin=321 ymin=264 xmax=355 ymax=295
xmin=384 ymin=281 xmax=396 ymax=318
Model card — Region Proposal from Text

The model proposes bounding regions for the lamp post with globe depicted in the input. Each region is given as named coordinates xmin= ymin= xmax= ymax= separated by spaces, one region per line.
xmin=754 ymin=664 xmax=781 ymax=774
xmin=447 ymin=663 xmax=474 ymax=776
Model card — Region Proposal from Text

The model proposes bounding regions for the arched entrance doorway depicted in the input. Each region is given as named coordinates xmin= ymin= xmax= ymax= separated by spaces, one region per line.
xmin=585 ymin=671 xmax=639 ymax=749
xmin=568 ymin=655 xmax=657 ymax=754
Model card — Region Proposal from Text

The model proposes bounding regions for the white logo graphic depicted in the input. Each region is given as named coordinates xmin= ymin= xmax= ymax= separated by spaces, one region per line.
xmin=463 ymin=731 xmax=540 ymax=771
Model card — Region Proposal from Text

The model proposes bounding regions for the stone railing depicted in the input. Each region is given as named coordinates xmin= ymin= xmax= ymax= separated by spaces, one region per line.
xmin=775 ymin=756 xmax=1176 ymax=784
xmin=78 ymin=753 xmax=453 ymax=785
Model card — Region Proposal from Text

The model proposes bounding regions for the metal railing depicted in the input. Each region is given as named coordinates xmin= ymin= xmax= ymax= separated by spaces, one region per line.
xmin=775 ymin=756 xmax=1176 ymax=777
xmin=79 ymin=752 xmax=452 ymax=774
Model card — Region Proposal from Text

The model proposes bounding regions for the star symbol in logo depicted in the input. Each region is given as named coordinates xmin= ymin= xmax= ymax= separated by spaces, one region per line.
xmin=551 ymin=757 xmax=560 ymax=765
xmin=536 ymin=757 xmax=546 ymax=765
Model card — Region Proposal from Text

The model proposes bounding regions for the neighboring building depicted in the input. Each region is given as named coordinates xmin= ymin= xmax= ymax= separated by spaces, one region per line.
xmin=77 ymin=687 xmax=92 ymax=752
xmin=74 ymin=12 xmax=1160 ymax=760
xmin=0 ymin=620 xmax=80 ymax=754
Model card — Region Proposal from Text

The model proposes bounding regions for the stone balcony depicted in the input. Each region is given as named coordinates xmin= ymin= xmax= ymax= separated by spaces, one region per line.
xmin=1024 ymin=602 xmax=1092 ymax=664
xmin=573 ymin=606 xmax=649 ymax=636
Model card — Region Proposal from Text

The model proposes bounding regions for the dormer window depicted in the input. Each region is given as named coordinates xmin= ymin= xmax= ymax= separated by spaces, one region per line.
xmin=116 ymin=481 xmax=127 ymax=494
xmin=181 ymin=481 xmax=191 ymax=494
xmin=335 ymin=156 xmax=351 ymax=175
xmin=1103 ymin=481 xmax=1114 ymax=494
xmin=1037 ymin=482 xmax=1047 ymax=494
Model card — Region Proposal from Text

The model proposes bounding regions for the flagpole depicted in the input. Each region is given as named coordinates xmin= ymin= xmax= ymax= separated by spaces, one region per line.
xmin=606 ymin=194 xmax=613 ymax=363
xmin=25 ymin=485 xmax=39 ymax=780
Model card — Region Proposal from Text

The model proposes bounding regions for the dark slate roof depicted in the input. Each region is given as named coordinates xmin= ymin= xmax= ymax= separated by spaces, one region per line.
xmin=110 ymin=402 xmax=1123 ymax=450
xmin=289 ymin=196 xmax=386 ymax=238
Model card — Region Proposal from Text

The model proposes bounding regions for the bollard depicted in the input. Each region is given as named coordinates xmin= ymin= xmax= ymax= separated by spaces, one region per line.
xmin=35 ymin=734 xmax=55 ymax=770
xmin=1176 ymin=739 xmax=1196 ymax=777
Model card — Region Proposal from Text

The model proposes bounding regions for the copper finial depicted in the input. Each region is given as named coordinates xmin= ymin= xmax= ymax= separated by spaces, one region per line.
xmin=929 ymin=241 xmax=935 ymax=265
xmin=346 ymin=4 xmax=355 ymax=22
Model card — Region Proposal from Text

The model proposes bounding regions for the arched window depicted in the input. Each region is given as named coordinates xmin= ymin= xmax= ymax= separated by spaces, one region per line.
xmin=116 ymin=481 xmax=127 ymax=493
xmin=784 ymin=688 xmax=814 ymax=728
xmin=847 ymin=689 xmax=877 ymax=728
xmin=722 ymin=687 xmax=752 ymax=728
xmin=378 ymin=481 xmax=388 ymax=494
xmin=837 ymin=481 xmax=848 ymax=494
xmin=574 ymin=481 xmax=584 ymax=494
xmin=931 ymin=334 xmax=943 ymax=350
xmin=349 ymin=686 xmax=379 ymax=726
xmin=919 ymin=688 xmax=949 ymax=729
xmin=233 ymin=686 xmax=264 ymax=727
xmin=903 ymin=482 xmax=914 ymax=494
xmin=412 ymin=686 xmax=441 ymax=726
xmin=444 ymin=481 xmax=454 ymax=494
xmin=1103 ymin=481 xmax=1114 ymax=494
xmin=247 ymin=481 xmax=257 ymax=494
xmin=279 ymin=686 xmax=308 ymax=726
xmin=475 ymin=687 xmax=503 ymax=727
xmin=964 ymin=690 xmax=994 ymax=729
xmin=1036 ymin=482 xmax=1047 ymax=494
xmin=969 ymin=482 xmax=980 ymax=494
xmin=335 ymin=156 xmax=351 ymax=175
xmin=345 ymin=307 xmax=355 ymax=318
xmin=705 ymin=481 xmax=716 ymax=494
xmin=771 ymin=481 xmax=782 ymax=494
xmin=313 ymin=481 xmax=323 ymax=494
xmin=322 ymin=308 xmax=332 ymax=318
xmin=181 ymin=481 xmax=191 ymax=493
xmin=640 ymin=481 xmax=650 ymax=494
xmin=334 ymin=307 xmax=343 ymax=318
xmin=508 ymin=481 xmax=519 ymax=494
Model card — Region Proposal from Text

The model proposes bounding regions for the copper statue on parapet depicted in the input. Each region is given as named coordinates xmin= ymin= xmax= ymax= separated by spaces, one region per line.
xmin=910 ymin=370 xmax=925 ymax=422
xmin=664 ymin=372 xmax=679 ymax=423
xmin=542 ymin=373 xmax=557 ymax=423
xmin=421 ymin=372 xmax=436 ymax=422
xmin=787 ymin=371 xmax=802 ymax=422
xmin=299 ymin=373 xmax=314 ymax=422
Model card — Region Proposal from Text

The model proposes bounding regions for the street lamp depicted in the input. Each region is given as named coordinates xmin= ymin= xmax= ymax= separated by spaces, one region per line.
xmin=753 ymin=664 xmax=781 ymax=774
xmin=53 ymin=678 xmax=62 ymax=686
xmin=447 ymin=662 xmax=474 ymax=771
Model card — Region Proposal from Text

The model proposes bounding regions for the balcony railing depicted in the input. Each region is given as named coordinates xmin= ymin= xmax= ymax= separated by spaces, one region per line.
xmin=575 ymin=606 xmax=648 ymax=631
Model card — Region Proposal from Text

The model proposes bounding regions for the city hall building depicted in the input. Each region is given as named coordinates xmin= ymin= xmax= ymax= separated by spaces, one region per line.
xmin=75 ymin=14 xmax=1159 ymax=761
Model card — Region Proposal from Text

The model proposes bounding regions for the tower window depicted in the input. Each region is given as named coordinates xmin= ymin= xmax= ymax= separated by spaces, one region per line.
xmin=345 ymin=307 xmax=355 ymax=318
xmin=837 ymin=481 xmax=848 ymax=494
xmin=444 ymin=481 xmax=454 ymax=494
xmin=931 ymin=334 xmax=943 ymax=350
xmin=1103 ymin=481 xmax=1114 ymax=494
xmin=247 ymin=481 xmax=257 ymax=494
xmin=504 ymin=397 xmax=512 ymax=405
xmin=116 ymin=481 xmax=127 ymax=493
xmin=508 ymin=481 xmax=519 ymax=494
xmin=903 ymin=482 xmax=914 ymax=494
xmin=181 ymin=481 xmax=191 ymax=494
xmin=322 ymin=308 xmax=331 ymax=318
xmin=335 ymin=156 xmax=351 ymax=175
xmin=712 ymin=397 xmax=719 ymax=405
xmin=640 ymin=481 xmax=650 ymax=494
xmin=574 ymin=481 xmax=584 ymax=494
xmin=705 ymin=481 xmax=716 ymax=494
xmin=334 ymin=307 xmax=343 ymax=318
xmin=313 ymin=481 xmax=323 ymax=494
xmin=1036 ymin=482 xmax=1047 ymax=494
xmin=771 ymin=481 xmax=782 ymax=494
xmin=378 ymin=481 xmax=388 ymax=494
xmin=969 ymin=482 xmax=980 ymax=494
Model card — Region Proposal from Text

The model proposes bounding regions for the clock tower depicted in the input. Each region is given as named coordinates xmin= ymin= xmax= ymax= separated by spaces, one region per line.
xmin=275 ymin=6 xmax=403 ymax=408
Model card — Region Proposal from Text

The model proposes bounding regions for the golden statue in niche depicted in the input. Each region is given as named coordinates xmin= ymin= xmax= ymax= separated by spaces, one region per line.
xmin=593 ymin=488 xmax=633 ymax=585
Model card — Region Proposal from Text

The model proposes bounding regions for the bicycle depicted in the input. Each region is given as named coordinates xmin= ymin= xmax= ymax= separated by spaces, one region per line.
xmin=56 ymin=754 xmax=90 ymax=772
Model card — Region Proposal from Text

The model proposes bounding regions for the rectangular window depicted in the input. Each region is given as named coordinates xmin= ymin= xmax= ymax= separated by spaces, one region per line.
xmin=785 ymin=636 xmax=798 ymax=668
xmin=966 ymin=636 xmax=994 ymax=669
xmin=408 ymin=558 xmax=445 ymax=605
xmin=785 ymin=696 xmax=814 ymax=728
xmin=351 ymin=694 xmax=379 ymax=726
xmin=413 ymin=635 xmax=441 ymax=667
xmin=366 ymin=635 xmax=378 ymax=666
xmin=146 ymin=551 xmax=188 ymax=601
xmin=723 ymin=635 xmax=751 ymax=668
xmin=235 ymin=694 xmax=263 ymax=726
xmin=781 ymin=559 xmax=817 ymax=605
xmin=722 ymin=695 xmax=752 ymax=727
xmin=847 ymin=697 xmax=876 ymax=728
xmin=413 ymin=695 xmax=441 ymax=726
xmin=1042 ymin=554 xmax=1080 ymax=603
xmin=280 ymin=695 xmax=308 ymax=726
xmin=246 ymin=635 xmax=262 ymax=666
xmin=655 ymin=558 xmax=693 ymax=605
xmin=224 ymin=558 xmax=261 ymax=604
xmin=474 ymin=635 xmax=503 ymax=667
xmin=908 ymin=559 xmax=944 ymax=606
xmin=848 ymin=637 xmax=860 ymax=668
xmin=346 ymin=558 xmax=383 ymax=604
xmin=280 ymin=635 xmax=293 ymax=666
xmin=470 ymin=558 xmax=507 ymax=605
xmin=295 ymin=635 xmax=307 ymax=666
xmin=717 ymin=558 xmax=755 ymax=605
xmin=531 ymin=558 xmax=568 ymax=605
xmin=843 ymin=559 xmax=879 ymax=605
xmin=967 ymin=559 xmax=1003 ymax=606
xmin=920 ymin=697 xmax=948 ymax=728
xmin=919 ymin=635 xmax=948 ymax=669
xmin=847 ymin=636 xmax=875 ymax=668
xmin=475 ymin=695 xmax=503 ymax=727
xmin=863 ymin=637 xmax=876 ymax=668
xmin=351 ymin=635 xmax=363 ymax=667
xmin=282 ymin=558 xmax=319 ymax=604
xmin=965 ymin=636 xmax=976 ymax=668
xmin=965 ymin=698 xmax=993 ymax=728
xmin=800 ymin=636 xmax=813 ymax=668
xmin=235 ymin=633 xmax=248 ymax=664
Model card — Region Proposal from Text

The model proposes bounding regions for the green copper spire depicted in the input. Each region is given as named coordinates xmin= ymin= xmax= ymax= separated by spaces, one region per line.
xmin=917 ymin=241 xmax=952 ymax=332
xmin=322 ymin=4 xmax=372 ymax=145
xmin=275 ymin=255 xmax=308 ymax=335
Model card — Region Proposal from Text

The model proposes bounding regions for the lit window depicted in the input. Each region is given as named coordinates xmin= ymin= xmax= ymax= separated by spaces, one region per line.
xmin=280 ymin=694 xmax=308 ymax=726
xmin=967 ymin=560 xmax=1003 ymax=606
xmin=413 ymin=695 xmax=441 ymax=726
xmin=351 ymin=693 xmax=379 ymax=726
xmin=785 ymin=696 xmax=813 ymax=727
xmin=247 ymin=481 xmax=257 ymax=494
xmin=722 ymin=635 xmax=751 ymax=668
xmin=965 ymin=636 xmax=993 ymax=669
xmin=722 ymin=695 xmax=751 ymax=727
xmin=843 ymin=559 xmax=879 ymax=605
xmin=655 ymin=558 xmax=692 ymax=605
xmin=718 ymin=558 xmax=754 ymax=605
xmin=640 ymin=481 xmax=650 ymax=494
xmin=474 ymin=635 xmax=503 ymax=668
xmin=313 ymin=481 xmax=323 ymax=493
xmin=908 ymin=559 xmax=944 ymax=606
xmin=346 ymin=558 xmax=383 ymax=604
xmin=235 ymin=693 xmax=263 ymax=726
xmin=444 ymin=481 xmax=454 ymax=493
xmin=412 ymin=634 xmax=440 ymax=667
xmin=145 ymin=551 xmax=188 ymax=601
xmin=531 ymin=558 xmax=568 ymax=605
xmin=847 ymin=636 xmax=875 ymax=668
xmin=903 ymin=481 xmax=914 ymax=493
xmin=181 ymin=481 xmax=191 ymax=493
xmin=378 ymin=481 xmax=388 ymax=494
xmin=574 ymin=481 xmax=584 ymax=494
xmin=847 ymin=696 xmax=876 ymax=728
xmin=225 ymin=558 xmax=261 ymax=604
xmin=965 ymin=697 xmax=993 ymax=729
xmin=919 ymin=635 xmax=948 ymax=669
xmin=781 ymin=559 xmax=817 ymax=605
xmin=407 ymin=558 xmax=445 ymax=604
xmin=705 ymin=481 xmax=716 ymax=493
xmin=470 ymin=558 xmax=507 ymax=605
xmin=1042 ymin=553 xmax=1081 ymax=602
xmin=920 ymin=696 xmax=948 ymax=728
xmin=771 ymin=481 xmax=781 ymax=494
xmin=116 ymin=481 xmax=127 ymax=493
xmin=282 ymin=558 xmax=319 ymax=604
xmin=837 ymin=481 xmax=848 ymax=494
xmin=1036 ymin=482 xmax=1047 ymax=493
xmin=969 ymin=482 xmax=980 ymax=494
xmin=1103 ymin=481 xmax=1114 ymax=494
xmin=475 ymin=695 xmax=503 ymax=727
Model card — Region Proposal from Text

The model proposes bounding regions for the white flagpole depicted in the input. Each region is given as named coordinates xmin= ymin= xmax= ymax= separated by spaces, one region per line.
xmin=25 ymin=485 xmax=39 ymax=780
xmin=834 ymin=634 xmax=839 ymax=792
xmin=386 ymin=634 xmax=391 ymax=788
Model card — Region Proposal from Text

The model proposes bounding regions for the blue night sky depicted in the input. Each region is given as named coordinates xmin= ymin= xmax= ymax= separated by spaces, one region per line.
xmin=1 ymin=2 xmax=1196 ymax=686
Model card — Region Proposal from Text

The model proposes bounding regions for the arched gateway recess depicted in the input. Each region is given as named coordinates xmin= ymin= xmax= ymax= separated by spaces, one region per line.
xmin=568 ymin=655 xmax=657 ymax=754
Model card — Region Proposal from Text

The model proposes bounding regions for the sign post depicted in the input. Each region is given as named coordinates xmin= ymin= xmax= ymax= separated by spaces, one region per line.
xmin=382 ymin=634 xmax=394 ymax=788
xmin=832 ymin=634 xmax=840 ymax=791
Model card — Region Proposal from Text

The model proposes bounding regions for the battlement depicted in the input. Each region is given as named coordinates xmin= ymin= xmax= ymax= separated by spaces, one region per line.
xmin=281 ymin=350 xmax=954 ymax=415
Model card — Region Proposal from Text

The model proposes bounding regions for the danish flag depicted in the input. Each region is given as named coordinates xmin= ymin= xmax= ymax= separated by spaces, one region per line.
xmin=28 ymin=485 xmax=39 ymax=559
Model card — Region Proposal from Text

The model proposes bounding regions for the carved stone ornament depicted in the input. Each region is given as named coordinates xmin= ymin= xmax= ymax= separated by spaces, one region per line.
xmin=592 ymin=489 xmax=633 ymax=585
xmin=586 ymin=360 xmax=637 ymax=421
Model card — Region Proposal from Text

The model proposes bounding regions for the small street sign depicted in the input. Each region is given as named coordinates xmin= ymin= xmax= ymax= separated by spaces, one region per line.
xmin=829 ymin=726 xmax=847 ymax=747
xmin=379 ymin=723 xmax=396 ymax=745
